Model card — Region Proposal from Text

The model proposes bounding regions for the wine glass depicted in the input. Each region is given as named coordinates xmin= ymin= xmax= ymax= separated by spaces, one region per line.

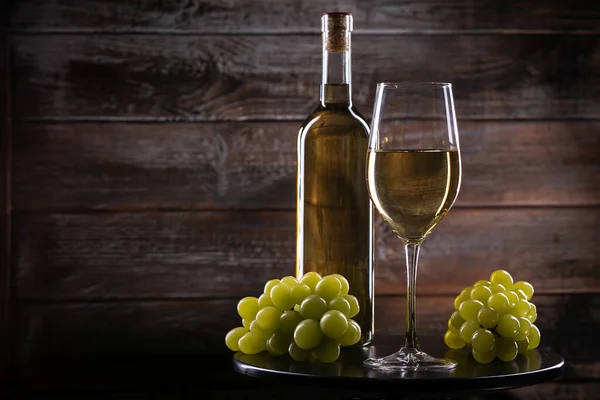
xmin=364 ymin=82 xmax=462 ymax=371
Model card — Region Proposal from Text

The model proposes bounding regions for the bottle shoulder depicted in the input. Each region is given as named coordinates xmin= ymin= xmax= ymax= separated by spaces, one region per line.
xmin=298 ymin=104 xmax=370 ymax=138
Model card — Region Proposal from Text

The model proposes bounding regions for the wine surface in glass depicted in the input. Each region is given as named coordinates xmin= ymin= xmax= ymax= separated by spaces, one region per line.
xmin=367 ymin=149 xmax=461 ymax=242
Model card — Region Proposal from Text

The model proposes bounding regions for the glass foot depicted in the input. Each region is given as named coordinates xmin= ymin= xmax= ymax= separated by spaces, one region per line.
xmin=363 ymin=347 xmax=457 ymax=371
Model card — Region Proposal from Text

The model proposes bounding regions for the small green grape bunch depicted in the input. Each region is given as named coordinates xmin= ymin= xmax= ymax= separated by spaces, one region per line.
xmin=444 ymin=269 xmax=540 ymax=364
xmin=225 ymin=272 xmax=362 ymax=363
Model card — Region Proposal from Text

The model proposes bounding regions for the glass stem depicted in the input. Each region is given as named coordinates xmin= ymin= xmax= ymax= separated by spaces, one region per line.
xmin=403 ymin=242 xmax=421 ymax=351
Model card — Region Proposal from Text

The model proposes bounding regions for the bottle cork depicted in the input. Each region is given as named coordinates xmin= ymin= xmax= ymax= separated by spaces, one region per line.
xmin=322 ymin=12 xmax=352 ymax=53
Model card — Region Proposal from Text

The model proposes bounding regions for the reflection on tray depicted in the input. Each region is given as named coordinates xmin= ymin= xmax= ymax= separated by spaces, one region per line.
xmin=234 ymin=346 xmax=543 ymax=379
xmin=444 ymin=349 xmax=543 ymax=378
xmin=235 ymin=346 xmax=371 ymax=377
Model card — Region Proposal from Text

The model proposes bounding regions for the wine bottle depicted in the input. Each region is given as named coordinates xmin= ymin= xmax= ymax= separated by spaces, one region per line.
xmin=296 ymin=12 xmax=373 ymax=345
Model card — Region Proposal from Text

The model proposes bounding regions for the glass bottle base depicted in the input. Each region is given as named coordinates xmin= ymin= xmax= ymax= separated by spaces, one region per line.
xmin=363 ymin=347 xmax=457 ymax=371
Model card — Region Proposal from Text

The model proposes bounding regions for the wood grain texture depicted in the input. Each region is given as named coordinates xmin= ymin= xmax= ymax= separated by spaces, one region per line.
xmin=9 ymin=0 xmax=600 ymax=33
xmin=12 ymin=122 xmax=297 ymax=211
xmin=12 ymin=35 xmax=600 ymax=121
xmin=13 ymin=294 xmax=599 ymax=381
xmin=12 ymin=209 xmax=600 ymax=300
xmin=0 ymin=15 xmax=10 ymax=386
xmin=12 ymin=121 xmax=600 ymax=210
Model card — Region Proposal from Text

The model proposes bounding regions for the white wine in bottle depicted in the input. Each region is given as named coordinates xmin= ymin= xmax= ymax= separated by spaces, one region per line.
xmin=296 ymin=12 xmax=373 ymax=345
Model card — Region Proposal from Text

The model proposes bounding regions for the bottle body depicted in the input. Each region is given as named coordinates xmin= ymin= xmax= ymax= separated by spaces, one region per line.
xmin=296 ymin=98 xmax=373 ymax=345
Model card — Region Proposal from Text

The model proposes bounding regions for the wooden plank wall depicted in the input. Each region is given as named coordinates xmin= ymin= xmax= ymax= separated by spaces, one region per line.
xmin=0 ymin=0 xmax=10 ymax=387
xmin=6 ymin=0 xmax=600 ymax=398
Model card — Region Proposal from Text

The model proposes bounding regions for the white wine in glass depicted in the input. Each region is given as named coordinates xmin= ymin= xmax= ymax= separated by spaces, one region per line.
xmin=364 ymin=82 xmax=462 ymax=371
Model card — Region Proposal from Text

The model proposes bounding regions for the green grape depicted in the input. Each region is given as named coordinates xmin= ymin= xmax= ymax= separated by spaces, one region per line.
xmin=280 ymin=310 xmax=303 ymax=335
xmin=290 ymin=283 xmax=311 ymax=306
xmin=459 ymin=286 xmax=473 ymax=302
xmin=299 ymin=294 xmax=328 ymax=320
xmin=471 ymin=329 xmax=496 ymax=353
xmin=270 ymin=284 xmax=295 ymax=311
xmin=281 ymin=276 xmax=299 ymax=288
xmin=448 ymin=319 xmax=458 ymax=335
xmin=497 ymin=314 xmax=520 ymax=338
xmin=472 ymin=349 xmax=496 ymax=364
xmin=527 ymin=303 xmax=537 ymax=323
xmin=490 ymin=284 xmax=507 ymax=294
xmin=320 ymin=310 xmax=349 ymax=339
xmin=315 ymin=276 xmax=342 ymax=302
xmin=449 ymin=311 xmax=465 ymax=333
xmin=444 ymin=330 xmax=465 ymax=349
xmin=528 ymin=302 xmax=537 ymax=315
xmin=293 ymin=319 xmax=323 ymax=349
xmin=294 ymin=304 xmax=300 ymax=312
xmin=267 ymin=330 xmax=292 ymax=356
xmin=328 ymin=297 xmax=351 ymax=316
xmin=496 ymin=337 xmax=518 ymax=362
xmin=513 ymin=281 xmax=534 ymax=301
xmin=237 ymin=296 xmax=259 ymax=321
xmin=477 ymin=306 xmax=500 ymax=329
xmin=238 ymin=332 xmax=265 ymax=355
xmin=490 ymin=270 xmax=513 ymax=289
xmin=517 ymin=338 xmax=529 ymax=355
xmin=459 ymin=320 xmax=480 ymax=343
xmin=258 ymin=292 xmax=274 ymax=309
xmin=459 ymin=299 xmax=484 ymax=321
xmin=527 ymin=325 xmax=540 ymax=349
xmin=470 ymin=285 xmax=493 ymax=303
xmin=264 ymin=279 xmax=281 ymax=294
xmin=331 ymin=274 xmax=350 ymax=296
xmin=487 ymin=293 xmax=510 ymax=314
xmin=266 ymin=341 xmax=281 ymax=357
xmin=255 ymin=306 xmax=282 ymax=331
xmin=338 ymin=320 xmax=361 ymax=346
xmin=513 ymin=300 xmax=531 ymax=317
xmin=299 ymin=272 xmax=322 ymax=293
xmin=343 ymin=295 xmax=360 ymax=318
xmin=242 ymin=319 xmax=251 ymax=329
xmin=454 ymin=295 xmax=461 ymax=310
xmin=503 ymin=291 xmax=519 ymax=307
xmin=249 ymin=320 xmax=272 ymax=342
xmin=289 ymin=342 xmax=311 ymax=361
xmin=225 ymin=327 xmax=248 ymax=351
xmin=515 ymin=289 xmax=527 ymax=300
xmin=474 ymin=280 xmax=491 ymax=287
xmin=313 ymin=337 xmax=340 ymax=363
xmin=514 ymin=317 xmax=532 ymax=341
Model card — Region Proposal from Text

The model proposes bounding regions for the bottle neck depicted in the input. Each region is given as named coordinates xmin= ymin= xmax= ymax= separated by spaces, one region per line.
xmin=320 ymin=34 xmax=352 ymax=105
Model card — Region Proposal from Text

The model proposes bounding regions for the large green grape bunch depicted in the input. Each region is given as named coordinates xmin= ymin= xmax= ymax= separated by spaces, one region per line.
xmin=225 ymin=272 xmax=362 ymax=363
xmin=444 ymin=270 xmax=540 ymax=364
